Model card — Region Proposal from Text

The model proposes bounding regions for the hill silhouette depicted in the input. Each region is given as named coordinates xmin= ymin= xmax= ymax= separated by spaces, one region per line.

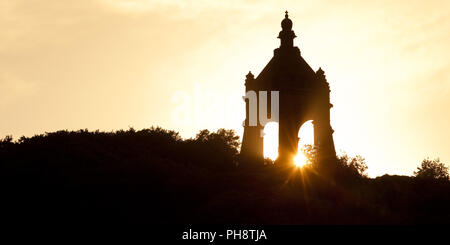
xmin=1 ymin=127 xmax=449 ymax=224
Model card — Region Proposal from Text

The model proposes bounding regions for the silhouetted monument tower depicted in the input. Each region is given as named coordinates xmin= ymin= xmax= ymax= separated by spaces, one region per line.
xmin=241 ymin=11 xmax=336 ymax=164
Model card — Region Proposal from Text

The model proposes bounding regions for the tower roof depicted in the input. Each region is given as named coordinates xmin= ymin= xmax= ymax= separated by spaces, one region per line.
xmin=255 ymin=12 xmax=317 ymax=90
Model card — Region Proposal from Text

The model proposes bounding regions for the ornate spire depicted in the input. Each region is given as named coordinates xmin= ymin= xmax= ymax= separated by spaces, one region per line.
xmin=278 ymin=11 xmax=296 ymax=48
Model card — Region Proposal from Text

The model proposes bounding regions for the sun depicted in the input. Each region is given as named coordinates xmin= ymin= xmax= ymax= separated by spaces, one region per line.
xmin=263 ymin=121 xmax=314 ymax=167
xmin=293 ymin=151 xmax=308 ymax=168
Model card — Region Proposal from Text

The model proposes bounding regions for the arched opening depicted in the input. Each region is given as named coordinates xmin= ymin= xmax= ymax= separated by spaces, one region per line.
xmin=294 ymin=120 xmax=314 ymax=167
xmin=263 ymin=122 xmax=279 ymax=160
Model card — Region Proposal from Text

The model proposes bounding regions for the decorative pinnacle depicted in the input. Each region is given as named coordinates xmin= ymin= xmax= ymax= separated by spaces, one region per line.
xmin=285 ymin=11 xmax=288 ymax=18
xmin=246 ymin=71 xmax=254 ymax=80
xmin=316 ymin=67 xmax=327 ymax=81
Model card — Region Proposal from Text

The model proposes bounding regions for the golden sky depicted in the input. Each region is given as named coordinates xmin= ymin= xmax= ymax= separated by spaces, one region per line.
xmin=1 ymin=0 xmax=449 ymax=177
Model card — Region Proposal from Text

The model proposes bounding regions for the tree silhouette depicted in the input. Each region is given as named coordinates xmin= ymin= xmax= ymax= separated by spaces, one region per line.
xmin=195 ymin=128 xmax=240 ymax=153
xmin=302 ymin=145 xmax=368 ymax=179
xmin=0 ymin=127 xmax=449 ymax=224
xmin=414 ymin=158 xmax=449 ymax=180
xmin=337 ymin=154 xmax=368 ymax=178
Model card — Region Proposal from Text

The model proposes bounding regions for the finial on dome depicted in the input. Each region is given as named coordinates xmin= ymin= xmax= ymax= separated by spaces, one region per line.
xmin=278 ymin=11 xmax=296 ymax=48
xmin=281 ymin=11 xmax=293 ymax=30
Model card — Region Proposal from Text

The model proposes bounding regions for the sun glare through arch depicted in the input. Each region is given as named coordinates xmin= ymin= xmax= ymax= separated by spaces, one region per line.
xmin=293 ymin=151 xmax=308 ymax=167
xmin=263 ymin=120 xmax=315 ymax=167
